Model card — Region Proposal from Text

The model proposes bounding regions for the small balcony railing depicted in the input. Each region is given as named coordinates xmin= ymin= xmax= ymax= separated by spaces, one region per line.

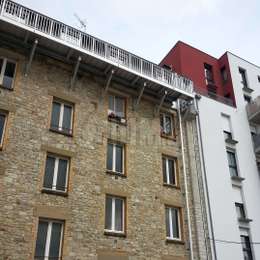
xmin=0 ymin=0 xmax=194 ymax=96
xmin=252 ymin=134 xmax=260 ymax=154
xmin=246 ymin=96 xmax=260 ymax=124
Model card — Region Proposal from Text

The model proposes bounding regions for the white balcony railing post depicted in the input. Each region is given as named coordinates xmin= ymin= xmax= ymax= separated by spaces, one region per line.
xmin=0 ymin=0 xmax=6 ymax=15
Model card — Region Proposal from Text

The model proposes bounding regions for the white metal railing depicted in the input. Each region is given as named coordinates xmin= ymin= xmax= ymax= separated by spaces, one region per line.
xmin=0 ymin=0 xmax=194 ymax=96
xmin=246 ymin=96 xmax=260 ymax=119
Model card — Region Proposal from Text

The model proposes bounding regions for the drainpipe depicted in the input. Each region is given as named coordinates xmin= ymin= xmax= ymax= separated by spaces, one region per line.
xmin=194 ymin=96 xmax=218 ymax=260
xmin=177 ymin=99 xmax=194 ymax=260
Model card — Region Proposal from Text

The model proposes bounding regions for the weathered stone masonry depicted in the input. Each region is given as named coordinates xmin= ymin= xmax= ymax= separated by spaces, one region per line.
xmin=0 ymin=46 xmax=206 ymax=260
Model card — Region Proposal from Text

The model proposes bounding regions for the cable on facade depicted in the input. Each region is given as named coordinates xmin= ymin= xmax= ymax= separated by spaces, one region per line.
xmin=209 ymin=238 xmax=260 ymax=245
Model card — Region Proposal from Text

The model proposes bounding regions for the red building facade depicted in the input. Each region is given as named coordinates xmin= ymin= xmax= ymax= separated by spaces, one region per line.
xmin=160 ymin=41 xmax=236 ymax=106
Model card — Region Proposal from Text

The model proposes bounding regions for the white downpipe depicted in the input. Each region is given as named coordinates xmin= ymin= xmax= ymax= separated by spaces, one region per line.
xmin=177 ymin=99 xmax=194 ymax=260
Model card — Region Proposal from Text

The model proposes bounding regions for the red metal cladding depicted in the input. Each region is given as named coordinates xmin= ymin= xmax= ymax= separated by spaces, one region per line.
xmin=160 ymin=41 xmax=236 ymax=107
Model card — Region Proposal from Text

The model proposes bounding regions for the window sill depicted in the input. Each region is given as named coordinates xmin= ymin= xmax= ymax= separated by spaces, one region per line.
xmin=41 ymin=188 xmax=68 ymax=197
xmin=160 ymin=134 xmax=176 ymax=141
xmin=231 ymin=175 xmax=245 ymax=182
xmin=163 ymin=183 xmax=180 ymax=190
xmin=106 ymin=170 xmax=126 ymax=178
xmin=0 ymin=85 xmax=14 ymax=91
xmin=108 ymin=117 xmax=127 ymax=126
xmin=104 ymin=231 xmax=126 ymax=238
xmin=242 ymin=86 xmax=254 ymax=94
xmin=49 ymin=128 xmax=73 ymax=137
xmin=238 ymin=217 xmax=253 ymax=223
xmin=225 ymin=138 xmax=238 ymax=145
xmin=166 ymin=238 xmax=185 ymax=245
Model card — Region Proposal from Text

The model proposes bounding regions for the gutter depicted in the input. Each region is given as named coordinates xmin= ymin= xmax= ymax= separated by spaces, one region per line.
xmin=194 ymin=96 xmax=218 ymax=260
xmin=177 ymin=99 xmax=194 ymax=260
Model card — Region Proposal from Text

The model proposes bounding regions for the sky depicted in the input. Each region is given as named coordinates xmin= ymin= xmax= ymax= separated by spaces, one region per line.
xmin=16 ymin=0 xmax=260 ymax=66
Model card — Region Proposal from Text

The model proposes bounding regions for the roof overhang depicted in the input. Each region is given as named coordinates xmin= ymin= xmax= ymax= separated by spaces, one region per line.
xmin=0 ymin=0 xmax=194 ymax=105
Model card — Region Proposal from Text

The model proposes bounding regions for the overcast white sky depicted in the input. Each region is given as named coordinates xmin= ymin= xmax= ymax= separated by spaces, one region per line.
xmin=16 ymin=0 xmax=260 ymax=65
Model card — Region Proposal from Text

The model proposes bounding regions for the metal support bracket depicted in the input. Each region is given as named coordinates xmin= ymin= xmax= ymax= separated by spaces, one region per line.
xmin=133 ymin=82 xmax=146 ymax=111
xmin=25 ymin=39 xmax=38 ymax=76
xmin=131 ymin=76 xmax=139 ymax=86
xmin=70 ymin=56 xmax=81 ymax=89
xmin=154 ymin=90 xmax=167 ymax=116
xmin=104 ymin=69 xmax=115 ymax=95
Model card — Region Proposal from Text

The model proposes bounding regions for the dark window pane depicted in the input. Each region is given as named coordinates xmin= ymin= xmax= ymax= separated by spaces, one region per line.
xmin=115 ymin=198 xmax=123 ymax=231
xmin=56 ymin=159 xmax=68 ymax=191
xmin=105 ymin=196 xmax=112 ymax=230
xmin=34 ymin=221 xmax=48 ymax=259
xmin=3 ymin=61 xmax=15 ymax=89
xmin=62 ymin=105 xmax=72 ymax=133
xmin=0 ymin=114 xmax=6 ymax=144
xmin=0 ymin=59 xmax=3 ymax=73
xmin=106 ymin=143 xmax=113 ymax=171
xmin=51 ymin=102 xmax=61 ymax=130
xmin=115 ymin=97 xmax=124 ymax=118
xmin=162 ymin=158 xmax=167 ymax=183
xmin=115 ymin=144 xmax=123 ymax=173
xmin=108 ymin=95 xmax=114 ymax=111
xmin=49 ymin=222 xmax=62 ymax=259
xmin=165 ymin=116 xmax=172 ymax=135
xmin=168 ymin=159 xmax=175 ymax=185
xmin=171 ymin=208 xmax=179 ymax=238
xmin=43 ymin=156 xmax=55 ymax=189
xmin=165 ymin=208 xmax=170 ymax=237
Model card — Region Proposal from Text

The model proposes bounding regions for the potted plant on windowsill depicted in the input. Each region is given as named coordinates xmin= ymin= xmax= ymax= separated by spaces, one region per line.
xmin=108 ymin=111 xmax=126 ymax=124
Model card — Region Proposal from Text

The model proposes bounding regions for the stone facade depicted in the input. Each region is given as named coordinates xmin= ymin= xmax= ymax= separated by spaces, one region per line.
xmin=0 ymin=46 xmax=206 ymax=260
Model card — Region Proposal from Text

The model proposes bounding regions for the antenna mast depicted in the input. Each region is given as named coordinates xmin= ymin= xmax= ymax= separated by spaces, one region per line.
xmin=74 ymin=13 xmax=87 ymax=32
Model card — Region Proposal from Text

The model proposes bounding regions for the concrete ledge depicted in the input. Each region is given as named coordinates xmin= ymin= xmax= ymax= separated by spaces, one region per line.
xmin=33 ymin=205 xmax=69 ymax=220
xmin=41 ymin=144 xmax=76 ymax=157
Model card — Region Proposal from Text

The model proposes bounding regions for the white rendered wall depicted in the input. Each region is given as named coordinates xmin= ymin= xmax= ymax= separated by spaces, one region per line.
xmin=197 ymin=53 xmax=260 ymax=260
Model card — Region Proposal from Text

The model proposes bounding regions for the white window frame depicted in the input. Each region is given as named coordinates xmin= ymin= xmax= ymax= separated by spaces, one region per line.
xmin=44 ymin=154 xmax=69 ymax=193
xmin=107 ymin=142 xmax=125 ymax=174
xmin=163 ymin=156 xmax=177 ymax=186
xmin=36 ymin=219 xmax=64 ymax=260
xmin=52 ymin=99 xmax=73 ymax=134
xmin=108 ymin=95 xmax=126 ymax=119
xmin=105 ymin=196 xmax=125 ymax=233
xmin=0 ymin=57 xmax=16 ymax=89
xmin=166 ymin=206 xmax=181 ymax=240
xmin=0 ymin=112 xmax=7 ymax=147
xmin=160 ymin=112 xmax=174 ymax=136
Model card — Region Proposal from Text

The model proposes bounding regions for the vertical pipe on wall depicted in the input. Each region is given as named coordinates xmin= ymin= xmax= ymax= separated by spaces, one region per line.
xmin=194 ymin=96 xmax=218 ymax=260
xmin=177 ymin=99 xmax=194 ymax=260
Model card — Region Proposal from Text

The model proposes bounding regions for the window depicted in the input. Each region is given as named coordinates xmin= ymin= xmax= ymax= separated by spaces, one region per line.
xmin=43 ymin=154 xmax=69 ymax=193
xmin=106 ymin=141 xmax=124 ymax=174
xmin=0 ymin=112 xmax=7 ymax=147
xmin=241 ymin=235 xmax=253 ymax=260
xmin=0 ymin=58 xmax=16 ymax=89
xmin=34 ymin=219 xmax=64 ymax=260
xmin=160 ymin=113 xmax=174 ymax=137
xmin=162 ymin=156 xmax=177 ymax=186
xmin=235 ymin=203 xmax=246 ymax=219
xmin=224 ymin=130 xmax=232 ymax=140
xmin=165 ymin=206 xmax=181 ymax=240
xmin=258 ymin=76 xmax=260 ymax=83
xmin=239 ymin=68 xmax=248 ymax=88
xmin=108 ymin=95 xmax=126 ymax=123
xmin=227 ymin=150 xmax=238 ymax=177
xmin=244 ymin=95 xmax=252 ymax=104
xmin=221 ymin=66 xmax=228 ymax=83
xmin=204 ymin=63 xmax=214 ymax=84
xmin=105 ymin=195 xmax=125 ymax=233
xmin=50 ymin=99 xmax=73 ymax=135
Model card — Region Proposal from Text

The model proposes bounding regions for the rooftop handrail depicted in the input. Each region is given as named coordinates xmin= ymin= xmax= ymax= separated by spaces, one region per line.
xmin=196 ymin=88 xmax=234 ymax=106
xmin=0 ymin=0 xmax=194 ymax=96
xmin=246 ymin=96 xmax=260 ymax=117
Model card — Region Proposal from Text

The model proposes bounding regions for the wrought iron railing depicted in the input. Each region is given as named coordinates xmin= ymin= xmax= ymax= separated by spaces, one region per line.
xmin=0 ymin=0 xmax=194 ymax=96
